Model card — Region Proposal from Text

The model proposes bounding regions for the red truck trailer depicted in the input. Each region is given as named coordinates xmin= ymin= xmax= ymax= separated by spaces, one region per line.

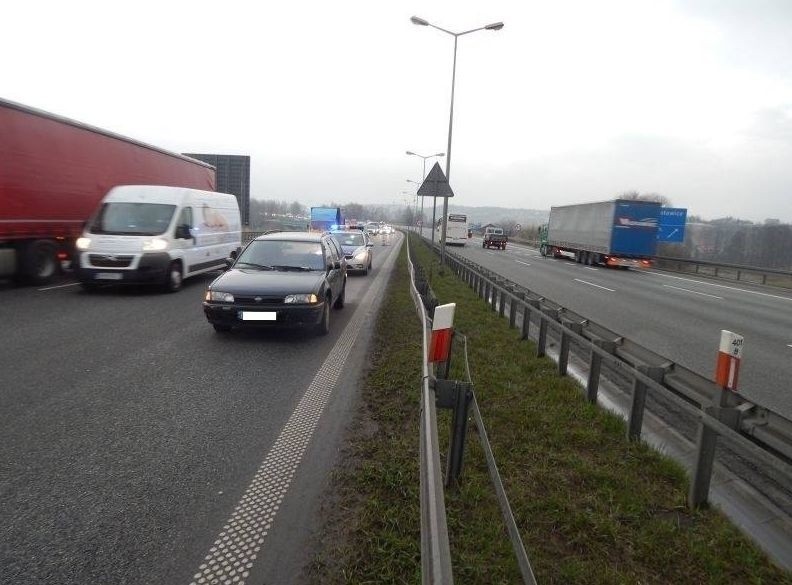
xmin=0 ymin=98 xmax=216 ymax=284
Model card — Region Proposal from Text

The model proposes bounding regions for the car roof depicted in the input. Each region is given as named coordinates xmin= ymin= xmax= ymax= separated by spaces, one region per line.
xmin=254 ymin=231 xmax=324 ymax=242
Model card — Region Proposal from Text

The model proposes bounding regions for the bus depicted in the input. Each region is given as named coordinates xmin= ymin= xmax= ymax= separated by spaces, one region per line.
xmin=436 ymin=213 xmax=469 ymax=246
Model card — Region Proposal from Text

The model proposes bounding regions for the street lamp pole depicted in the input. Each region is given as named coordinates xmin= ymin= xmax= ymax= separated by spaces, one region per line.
xmin=410 ymin=16 xmax=503 ymax=265
xmin=406 ymin=150 xmax=444 ymax=238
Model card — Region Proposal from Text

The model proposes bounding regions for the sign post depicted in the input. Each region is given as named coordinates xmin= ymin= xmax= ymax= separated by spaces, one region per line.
xmin=416 ymin=162 xmax=454 ymax=252
xmin=715 ymin=330 xmax=743 ymax=393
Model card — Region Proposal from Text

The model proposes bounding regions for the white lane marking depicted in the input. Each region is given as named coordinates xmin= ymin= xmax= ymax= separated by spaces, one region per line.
xmin=584 ymin=266 xmax=598 ymax=271
xmin=515 ymin=260 xmax=531 ymax=266
xmin=787 ymin=344 xmax=792 ymax=349
xmin=663 ymin=284 xmax=723 ymax=299
xmin=486 ymin=251 xmax=496 ymax=256
xmin=190 ymin=237 xmax=400 ymax=585
xmin=574 ymin=278 xmax=615 ymax=292
xmin=644 ymin=271 xmax=792 ymax=302
xmin=37 ymin=282 xmax=80 ymax=291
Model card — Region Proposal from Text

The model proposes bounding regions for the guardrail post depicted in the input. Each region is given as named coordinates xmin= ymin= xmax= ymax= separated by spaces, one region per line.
xmin=499 ymin=287 xmax=509 ymax=318
xmin=522 ymin=299 xmax=539 ymax=341
xmin=689 ymin=407 xmax=719 ymax=508
xmin=586 ymin=340 xmax=616 ymax=403
xmin=558 ymin=320 xmax=583 ymax=376
xmin=627 ymin=366 xmax=665 ymax=441
xmin=491 ymin=281 xmax=500 ymax=312
xmin=510 ymin=290 xmax=523 ymax=329
xmin=536 ymin=309 xmax=553 ymax=358
xmin=435 ymin=380 xmax=473 ymax=489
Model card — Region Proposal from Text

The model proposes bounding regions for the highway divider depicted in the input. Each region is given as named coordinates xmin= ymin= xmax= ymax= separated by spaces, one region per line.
xmin=407 ymin=235 xmax=538 ymax=584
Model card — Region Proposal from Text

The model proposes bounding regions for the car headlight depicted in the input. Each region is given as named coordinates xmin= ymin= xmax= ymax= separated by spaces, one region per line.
xmin=354 ymin=250 xmax=368 ymax=260
xmin=205 ymin=290 xmax=234 ymax=302
xmin=142 ymin=238 xmax=169 ymax=251
xmin=284 ymin=293 xmax=319 ymax=304
xmin=76 ymin=237 xmax=91 ymax=250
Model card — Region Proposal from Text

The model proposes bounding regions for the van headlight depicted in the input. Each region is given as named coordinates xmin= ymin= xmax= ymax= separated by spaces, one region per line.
xmin=205 ymin=291 xmax=234 ymax=302
xmin=142 ymin=238 xmax=169 ymax=251
xmin=284 ymin=293 xmax=318 ymax=304
xmin=76 ymin=237 xmax=91 ymax=250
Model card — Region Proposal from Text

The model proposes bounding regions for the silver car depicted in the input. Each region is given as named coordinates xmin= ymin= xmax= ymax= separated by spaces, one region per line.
xmin=330 ymin=230 xmax=373 ymax=275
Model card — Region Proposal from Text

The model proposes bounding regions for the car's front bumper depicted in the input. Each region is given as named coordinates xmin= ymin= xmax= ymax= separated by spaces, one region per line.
xmin=74 ymin=252 xmax=171 ymax=284
xmin=203 ymin=301 xmax=326 ymax=328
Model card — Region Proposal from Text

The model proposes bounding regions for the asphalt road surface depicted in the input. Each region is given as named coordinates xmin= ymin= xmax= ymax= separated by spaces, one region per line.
xmin=0 ymin=233 xmax=401 ymax=585
xmin=420 ymin=228 xmax=792 ymax=419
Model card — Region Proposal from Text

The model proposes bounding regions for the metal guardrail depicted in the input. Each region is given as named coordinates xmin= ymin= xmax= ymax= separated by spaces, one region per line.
xmin=406 ymin=235 xmax=454 ymax=584
xmin=407 ymin=231 xmax=538 ymax=584
xmin=417 ymin=235 xmax=792 ymax=510
xmin=654 ymin=255 xmax=792 ymax=287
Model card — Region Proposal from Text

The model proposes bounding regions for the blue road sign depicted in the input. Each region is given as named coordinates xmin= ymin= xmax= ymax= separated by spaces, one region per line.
xmin=658 ymin=207 xmax=687 ymax=242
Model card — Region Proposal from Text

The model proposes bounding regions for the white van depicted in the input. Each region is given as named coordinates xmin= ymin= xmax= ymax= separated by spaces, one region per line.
xmin=74 ymin=185 xmax=241 ymax=292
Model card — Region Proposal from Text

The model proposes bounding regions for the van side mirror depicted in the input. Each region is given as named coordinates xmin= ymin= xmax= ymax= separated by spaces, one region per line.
xmin=224 ymin=257 xmax=234 ymax=270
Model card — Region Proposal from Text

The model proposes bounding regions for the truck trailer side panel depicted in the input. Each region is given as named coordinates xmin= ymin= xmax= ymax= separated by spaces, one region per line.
xmin=547 ymin=201 xmax=615 ymax=254
xmin=0 ymin=98 xmax=216 ymax=283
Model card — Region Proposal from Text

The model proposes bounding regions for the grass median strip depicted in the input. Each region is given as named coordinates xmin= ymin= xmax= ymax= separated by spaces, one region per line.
xmin=309 ymin=235 xmax=791 ymax=584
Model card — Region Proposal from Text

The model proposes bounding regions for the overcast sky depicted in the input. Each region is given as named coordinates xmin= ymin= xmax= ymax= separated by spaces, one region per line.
xmin=3 ymin=0 xmax=792 ymax=221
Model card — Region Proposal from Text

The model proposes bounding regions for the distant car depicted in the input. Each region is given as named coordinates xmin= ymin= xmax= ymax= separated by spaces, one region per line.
xmin=203 ymin=231 xmax=347 ymax=335
xmin=381 ymin=224 xmax=394 ymax=235
xmin=330 ymin=229 xmax=373 ymax=275
xmin=365 ymin=222 xmax=380 ymax=235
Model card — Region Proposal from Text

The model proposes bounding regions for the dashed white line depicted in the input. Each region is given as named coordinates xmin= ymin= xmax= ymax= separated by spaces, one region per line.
xmin=574 ymin=278 xmax=615 ymax=292
xmin=37 ymin=282 xmax=80 ymax=291
xmin=787 ymin=344 xmax=792 ymax=349
xmin=663 ymin=284 xmax=723 ymax=299
xmin=644 ymin=271 xmax=792 ymax=302
xmin=584 ymin=266 xmax=598 ymax=271
xmin=515 ymin=260 xmax=531 ymax=266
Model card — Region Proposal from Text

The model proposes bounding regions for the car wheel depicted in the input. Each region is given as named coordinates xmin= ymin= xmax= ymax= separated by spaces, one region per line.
xmin=334 ymin=280 xmax=346 ymax=309
xmin=163 ymin=261 xmax=183 ymax=292
xmin=213 ymin=324 xmax=232 ymax=333
xmin=316 ymin=297 xmax=330 ymax=336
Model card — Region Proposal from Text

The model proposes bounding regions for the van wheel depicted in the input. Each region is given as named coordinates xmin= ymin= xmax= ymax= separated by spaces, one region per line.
xmin=21 ymin=240 xmax=59 ymax=285
xmin=163 ymin=261 xmax=183 ymax=292
xmin=316 ymin=298 xmax=330 ymax=335
xmin=333 ymin=281 xmax=346 ymax=309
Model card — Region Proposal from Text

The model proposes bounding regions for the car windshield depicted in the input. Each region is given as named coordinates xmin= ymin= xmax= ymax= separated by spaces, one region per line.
xmin=236 ymin=240 xmax=325 ymax=270
xmin=88 ymin=203 xmax=176 ymax=235
xmin=333 ymin=232 xmax=364 ymax=247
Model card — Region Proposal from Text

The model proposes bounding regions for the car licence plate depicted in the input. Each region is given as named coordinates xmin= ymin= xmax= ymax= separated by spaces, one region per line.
xmin=95 ymin=272 xmax=122 ymax=280
xmin=240 ymin=311 xmax=277 ymax=321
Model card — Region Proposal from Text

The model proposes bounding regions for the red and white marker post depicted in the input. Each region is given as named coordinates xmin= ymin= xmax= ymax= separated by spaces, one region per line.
xmin=429 ymin=303 xmax=456 ymax=364
xmin=714 ymin=330 xmax=744 ymax=391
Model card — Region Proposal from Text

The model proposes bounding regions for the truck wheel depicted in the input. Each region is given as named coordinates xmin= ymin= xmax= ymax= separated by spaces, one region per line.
xmin=21 ymin=240 xmax=59 ymax=285
xmin=502 ymin=243 xmax=506 ymax=250
xmin=163 ymin=261 xmax=183 ymax=292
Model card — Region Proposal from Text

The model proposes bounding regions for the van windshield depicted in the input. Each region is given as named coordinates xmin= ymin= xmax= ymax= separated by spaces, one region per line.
xmin=88 ymin=203 xmax=177 ymax=236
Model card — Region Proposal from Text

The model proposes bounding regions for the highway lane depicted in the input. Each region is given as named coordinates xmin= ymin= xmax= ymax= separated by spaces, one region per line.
xmin=421 ymin=229 xmax=792 ymax=417
xmin=0 ymin=234 xmax=401 ymax=585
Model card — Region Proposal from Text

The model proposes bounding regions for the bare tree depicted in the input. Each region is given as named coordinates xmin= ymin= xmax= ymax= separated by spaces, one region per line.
xmin=617 ymin=191 xmax=672 ymax=207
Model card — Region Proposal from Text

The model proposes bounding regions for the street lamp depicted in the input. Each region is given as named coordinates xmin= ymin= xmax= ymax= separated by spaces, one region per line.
xmin=410 ymin=15 xmax=503 ymax=265
xmin=406 ymin=150 xmax=444 ymax=239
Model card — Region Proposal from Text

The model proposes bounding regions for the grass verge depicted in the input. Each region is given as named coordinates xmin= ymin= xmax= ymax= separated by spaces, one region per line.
xmin=309 ymin=234 xmax=791 ymax=584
